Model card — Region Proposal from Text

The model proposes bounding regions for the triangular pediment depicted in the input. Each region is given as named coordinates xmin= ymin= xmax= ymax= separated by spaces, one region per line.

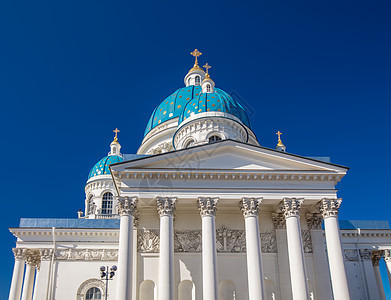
xmin=111 ymin=140 xmax=348 ymax=174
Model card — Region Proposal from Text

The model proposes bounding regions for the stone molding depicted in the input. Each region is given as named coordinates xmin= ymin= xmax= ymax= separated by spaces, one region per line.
xmin=344 ymin=249 xmax=359 ymax=262
xmin=319 ymin=198 xmax=342 ymax=219
xmin=272 ymin=212 xmax=286 ymax=229
xmin=156 ymin=197 xmax=177 ymax=217
xmin=147 ymin=142 xmax=174 ymax=155
xmin=85 ymin=180 xmax=114 ymax=194
xmin=302 ymin=230 xmax=313 ymax=253
xmin=372 ymin=251 xmax=382 ymax=266
xmin=117 ymin=196 xmax=138 ymax=216
xmin=240 ymin=197 xmax=262 ymax=218
xmin=359 ymin=249 xmax=373 ymax=261
xmin=306 ymin=213 xmax=323 ymax=229
xmin=55 ymin=249 xmax=118 ymax=261
xmin=39 ymin=248 xmax=54 ymax=260
xmin=137 ymin=226 xmax=278 ymax=253
xmin=115 ymin=170 xmax=342 ymax=183
xmin=198 ymin=197 xmax=219 ymax=217
xmin=25 ymin=249 xmax=41 ymax=269
xmin=280 ymin=198 xmax=304 ymax=218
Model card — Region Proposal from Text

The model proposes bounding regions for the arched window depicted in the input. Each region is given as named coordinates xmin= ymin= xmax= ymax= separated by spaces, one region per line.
xmin=188 ymin=78 xmax=191 ymax=85
xmin=140 ymin=280 xmax=155 ymax=300
xmin=195 ymin=76 xmax=200 ymax=85
xmin=184 ymin=139 xmax=195 ymax=149
xmin=112 ymin=147 xmax=116 ymax=154
xmin=206 ymin=84 xmax=211 ymax=92
xmin=102 ymin=192 xmax=113 ymax=214
xmin=178 ymin=280 xmax=195 ymax=300
xmin=85 ymin=287 xmax=102 ymax=300
xmin=208 ymin=135 xmax=222 ymax=143
xmin=218 ymin=280 xmax=236 ymax=300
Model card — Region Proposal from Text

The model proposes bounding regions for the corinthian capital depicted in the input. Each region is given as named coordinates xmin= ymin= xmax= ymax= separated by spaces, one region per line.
xmin=12 ymin=248 xmax=26 ymax=261
xmin=117 ymin=196 xmax=138 ymax=216
xmin=279 ymin=198 xmax=304 ymax=218
xmin=25 ymin=250 xmax=41 ymax=269
xmin=319 ymin=198 xmax=342 ymax=219
xmin=156 ymin=197 xmax=177 ymax=217
xmin=240 ymin=197 xmax=263 ymax=218
xmin=372 ymin=251 xmax=382 ymax=266
xmin=198 ymin=197 xmax=219 ymax=217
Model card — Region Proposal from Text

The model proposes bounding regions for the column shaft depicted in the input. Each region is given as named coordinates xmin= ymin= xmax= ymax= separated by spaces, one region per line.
xmin=9 ymin=259 xmax=25 ymax=300
xmin=372 ymin=261 xmax=386 ymax=300
xmin=157 ymin=197 xmax=176 ymax=300
xmin=384 ymin=250 xmax=391 ymax=291
xmin=286 ymin=216 xmax=308 ymax=300
xmin=323 ymin=216 xmax=350 ymax=299
xmin=21 ymin=264 xmax=35 ymax=300
xmin=241 ymin=197 xmax=265 ymax=300
xmin=116 ymin=196 xmax=137 ymax=300
xmin=202 ymin=214 xmax=218 ymax=300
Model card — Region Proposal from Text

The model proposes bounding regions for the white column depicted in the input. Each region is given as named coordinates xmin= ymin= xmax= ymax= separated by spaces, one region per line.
xmin=240 ymin=197 xmax=265 ymax=300
xmin=9 ymin=248 xmax=26 ymax=300
xmin=198 ymin=197 xmax=219 ymax=300
xmin=116 ymin=196 xmax=138 ymax=300
xmin=306 ymin=213 xmax=332 ymax=300
xmin=372 ymin=252 xmax=386 ymax=300
xmin=319 ymin=198 xmax=351 ymax=300
xmin=156 ymin=197 xmax=177 ymax=300
xmin=384 ymin=250 xmax=391 ymax=290
xmin=280 ymin=198 xmax=309 ymax=300
xmin=21 ymin=250 xmax=40 ymax=300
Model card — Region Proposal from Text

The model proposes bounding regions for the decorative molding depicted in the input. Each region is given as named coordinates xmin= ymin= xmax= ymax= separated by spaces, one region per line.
xmin=372 ymin=251 xmax=382 ymax=266
xmin=216 ymin=226 xmax=246 ymax=252
xmin=261 ymin=230 xmax=277 ymax=253
xmin=138 ymin=229 xmax=160 ymax=252
xmin=156 ymin=197 xmax=177 ymax=217
xmin=175 ymin=230 xmax=203 ymax=252
xmin=198 ymin=197 xmax=219 ymax=217
xmin=85 ymin=180 xmax=114 ymax=194
xmin=55 ymin=249 xmax=118 ymax=261
xmin=302 ymin=230 xmax=313 ymax=253
xmin=279 ymin=198 xmax=304 ymax=218
xmin=39 ymin=248 xmax=54 ymax=260
xmin=147 ymin=142 xmax=174 ymax=155
xmin=240 ymin=197 xmax=262 ymax=218
xmin=344 ymin=249 xmax=359 ymax=262
xmin=117 ymin=196 xmax=138 ymax=216
xmin=306 ymin=213 xmax=323 ymax=229
xmin=76 ymin=278 xmax=106 ymax=300
xmin=319 ymin=198 xmax=342 ymax=219
xmin=25 ymin=249 xmax=41 ymax=269
xmin=12 ymin=248 xmax=26 ymax=260
xmin=359 ymin=249 xmax=373 ymax=261
xmin=272 ymin=213 xmax=286 ymax=229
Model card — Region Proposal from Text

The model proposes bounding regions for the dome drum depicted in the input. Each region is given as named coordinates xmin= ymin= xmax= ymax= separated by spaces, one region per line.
xmin=173 ymin=116 xmax=248 ymax=150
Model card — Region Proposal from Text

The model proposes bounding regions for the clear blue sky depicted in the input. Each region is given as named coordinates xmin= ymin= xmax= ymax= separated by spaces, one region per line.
xmin=1 ymin=0 xmax=390 ymax=298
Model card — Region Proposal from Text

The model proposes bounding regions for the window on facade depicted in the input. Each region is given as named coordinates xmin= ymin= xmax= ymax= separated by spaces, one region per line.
xmin=85 ymin=287 xmax=102 ymax=300
xmin=195 ymin=76 xmax=200 ymax=85
xmin=208 ymin=135 xmax=222 ymax=143
xmin=184 ymin=139 xmax=195 ymax=148
xmin=102 ymin=192 xmax=113 ymax=214
xmin=207 ymin=84 xmax=211 ymax=92
xmin=112 ymin=147 xmax=116 ymax=153
xmin=188 ymin=78 xmax=191 ymax=85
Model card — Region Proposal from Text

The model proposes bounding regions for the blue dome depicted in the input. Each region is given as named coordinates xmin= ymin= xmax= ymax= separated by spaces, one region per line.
xmin=178 ymin=88 xmax=251 ymax=128
xmin=144 ymin=85 xmax=203 ymax=136
xmin=88 ymin=155 xmax=123 ymax=179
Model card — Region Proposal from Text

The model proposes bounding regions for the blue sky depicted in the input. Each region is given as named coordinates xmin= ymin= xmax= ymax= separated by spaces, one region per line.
xmin=0 ymin=0 xmax=390 ymax=298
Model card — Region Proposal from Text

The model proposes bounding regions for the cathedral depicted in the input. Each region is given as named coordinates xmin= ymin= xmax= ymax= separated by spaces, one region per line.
xmin=8 ymin=49 xmax=391 ymax=300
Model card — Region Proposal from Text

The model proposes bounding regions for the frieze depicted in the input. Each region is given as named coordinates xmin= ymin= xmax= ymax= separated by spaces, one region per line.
xmin=55 ymin=249 xmax=118 ymax=261
xmin=302 ymin=230 xmax=313 ymax=253
xmin=137 ymin=229 xmax=160 ymax=252
xmin=344 ymin=249 xmax=359 ymax=261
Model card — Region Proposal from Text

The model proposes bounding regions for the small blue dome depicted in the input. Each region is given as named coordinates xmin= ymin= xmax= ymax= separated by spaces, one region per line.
xmin=88 ymin=155 xmax=123 ymax=179
xmin=178 ymin=88 xmax=251 ymax=128
xmin=144 ymin=85 xmax=202 ymax=136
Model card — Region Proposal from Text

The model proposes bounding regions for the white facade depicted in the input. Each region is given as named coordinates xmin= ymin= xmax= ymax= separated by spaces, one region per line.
xmin=8 ymin=54 xmax=391 ymax=300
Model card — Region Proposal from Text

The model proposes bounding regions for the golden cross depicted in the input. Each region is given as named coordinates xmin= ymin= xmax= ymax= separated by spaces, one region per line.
xmin=276 ymin=131 xmax=282 ymax=141
xmin=113 ymin=128 xmax=120 ymax=139
xmin=190 ymin=49 xmax=202 ymax=65
xmin=203 ymin=63 xmax=211 ymax=75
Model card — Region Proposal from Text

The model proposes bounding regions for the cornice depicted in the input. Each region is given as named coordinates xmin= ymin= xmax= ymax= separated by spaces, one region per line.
xmin=112 ymin=169 xmax=343 ymax=183
xmin=10 ymin=228 xmax=119 ymax=239
xmin=341 ymin=230 xmax=391 ymax=238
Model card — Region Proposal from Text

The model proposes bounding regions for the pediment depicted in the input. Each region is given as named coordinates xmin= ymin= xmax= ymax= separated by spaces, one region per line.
xmin=111 ymin=140 xmax=347 ymax=174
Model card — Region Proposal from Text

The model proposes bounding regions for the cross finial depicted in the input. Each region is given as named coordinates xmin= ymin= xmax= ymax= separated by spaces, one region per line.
xmin=203 ymin=63 xmax=211 ymax=75
xmin=190 ymin=49 xmax=202 ymax=66
xmin=113 ymin=128 xmax=120 ymax=140
xmin=276 ymin=131 xmax=282 ymax=141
